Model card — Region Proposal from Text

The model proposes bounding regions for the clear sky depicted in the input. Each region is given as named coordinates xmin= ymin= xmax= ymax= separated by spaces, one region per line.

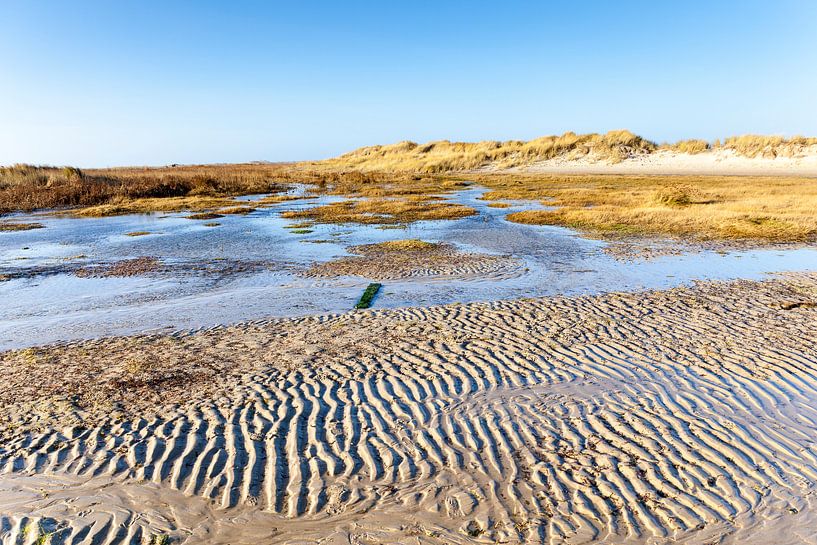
xmin=2 ymin=1 xmax=816 ymax=167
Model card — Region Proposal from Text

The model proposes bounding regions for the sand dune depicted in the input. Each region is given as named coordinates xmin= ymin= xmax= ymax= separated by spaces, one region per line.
xmin=505 ymin=148 xmax=817 ymax=177
xmin=2 ymin=276 xmax=817 ymax=543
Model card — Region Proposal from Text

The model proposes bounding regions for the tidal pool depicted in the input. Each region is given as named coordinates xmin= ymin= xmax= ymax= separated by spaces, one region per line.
xmin=2 ymin=186 xmax=816 ymax=349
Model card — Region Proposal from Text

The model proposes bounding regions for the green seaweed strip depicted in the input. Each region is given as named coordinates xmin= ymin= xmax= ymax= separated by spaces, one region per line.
xmin=355 ymin=283 xmax=382 ymax=309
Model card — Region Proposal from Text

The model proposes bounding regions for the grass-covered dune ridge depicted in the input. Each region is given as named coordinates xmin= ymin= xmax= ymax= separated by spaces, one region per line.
xmin=319 ymin=131 xmax=817 ymax=173
xmin=321 ymin=130 xmax=655 ymax=172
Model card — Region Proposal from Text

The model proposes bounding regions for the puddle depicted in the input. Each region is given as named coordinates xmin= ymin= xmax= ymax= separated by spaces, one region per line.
xmin=1 ymin=187 xmax=816 ymax=349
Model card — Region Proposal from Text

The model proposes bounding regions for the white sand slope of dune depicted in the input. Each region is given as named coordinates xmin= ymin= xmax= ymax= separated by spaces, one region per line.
xmin=505 ymin=148 xmax=817 ymax=176
xmin=2 ymin=275 xmax=817 ymax=544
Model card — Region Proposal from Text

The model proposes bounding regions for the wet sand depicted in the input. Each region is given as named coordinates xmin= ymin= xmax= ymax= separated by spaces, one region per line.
xmin=4 ymin=186 xmax=817 ymax=349
xmin=304 ymin=241 xmax=521 ymax=280
xmin=2 ymin=274 xmax=817 ymax=544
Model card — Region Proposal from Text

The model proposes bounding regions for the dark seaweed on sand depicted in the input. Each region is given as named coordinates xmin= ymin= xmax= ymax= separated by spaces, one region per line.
xmin=355 ymin=283 xmax=382 ymax=309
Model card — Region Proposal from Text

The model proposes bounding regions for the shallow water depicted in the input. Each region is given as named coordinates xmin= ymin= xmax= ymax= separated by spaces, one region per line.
xmin=2 ymin=186 xmax=816 ymax=349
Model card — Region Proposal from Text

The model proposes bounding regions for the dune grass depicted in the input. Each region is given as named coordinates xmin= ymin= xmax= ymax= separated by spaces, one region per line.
xmin=318 ymin=132 xmax=817 ymax=173
xmin=719 ymin=135 xmax=817 ymax=158
xmin=662 ymin=139 xmax=711 ymax=154
xmin=318 ymin=130 xmax=656 ymax=173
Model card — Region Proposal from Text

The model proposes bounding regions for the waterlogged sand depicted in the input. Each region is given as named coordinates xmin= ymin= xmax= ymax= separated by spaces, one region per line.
xmin=2 ymin=275 xmax=817 ymax=544
xmin=4 ymin=186 xmax=817 ymax=349
xmin=304 ymin=241 xmax=521 ymax=281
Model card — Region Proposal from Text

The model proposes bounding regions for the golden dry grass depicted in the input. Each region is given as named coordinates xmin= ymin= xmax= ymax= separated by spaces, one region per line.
xmin=663 ymin=139 xmax=711 ymax=154
xmin=281 ymin=197 xmax=476 ymax=225
xmin=371 ymin=239 xmax=440 ymax=251
xmin=476 ymin=174 xmax=817 ymax=241
xmin=70 ymin=196 xmax=241 ymax=217
xmin=0 ymin=221 xmax=44 ymax=231
xmin=317 ymin=130 xmax=655 ymax=173
xmin=0 ymin=163 xmax=297 ymax=215
xmin=217 ymin=206 xmax=256 ymax=215
xmin=719 ymin=135 xmax=817 ymax=158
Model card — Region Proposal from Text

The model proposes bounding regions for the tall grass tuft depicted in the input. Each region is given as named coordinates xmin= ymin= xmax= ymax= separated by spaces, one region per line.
xmin=718 ymin=135 xmax=817 ymax=158
xmin=665 ymin=139 xmax=711 ymax=154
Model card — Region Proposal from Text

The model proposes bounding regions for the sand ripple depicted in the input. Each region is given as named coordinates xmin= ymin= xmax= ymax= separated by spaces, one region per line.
xmin=2 ymin=276 xmax=817 ymax=543
xmin=304 ymin=241 xmax=522 ymax=281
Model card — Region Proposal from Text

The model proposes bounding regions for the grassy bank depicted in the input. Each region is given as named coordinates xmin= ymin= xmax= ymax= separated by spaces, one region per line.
xmin=475 ymin=174 xmax=817 ymax=242
xmin=4 ymin=142 xmax=817 ymax=242
xmin=0 ymin=163 xmax=338 ymax=216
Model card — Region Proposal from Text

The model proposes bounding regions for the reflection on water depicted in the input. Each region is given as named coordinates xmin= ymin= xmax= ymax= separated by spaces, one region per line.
xmin=1 ymin=187 xmax=816 ymax=348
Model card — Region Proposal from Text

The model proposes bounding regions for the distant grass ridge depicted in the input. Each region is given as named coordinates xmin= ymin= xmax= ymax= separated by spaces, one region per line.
xmin=320 ymin=131 xmax=817 ymax=173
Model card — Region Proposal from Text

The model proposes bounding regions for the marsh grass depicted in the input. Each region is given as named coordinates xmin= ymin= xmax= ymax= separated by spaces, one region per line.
xmin=653 ymin=184 xmax=701 ymax=207
xmin=73 ymin=196 xmax=239 ymax=217
xmin=75 ymin=257 xmax=161 ymax=278
xmin=218 ymin=206 xmax=255 ymax=215
xmin=373 ymin=239 xmax=440 ymax=251
xmin=186 ymin=212 xmax=224 ymax=220
xmin=0 ymin=163 xmax=300 ymax=215
xmin=0 ymin=221 xmax=44 ymax=231
xmin=281 ymin=198 xmax=475 ymax=225
xmin=486 ymin=174 xmax=817 ymax=241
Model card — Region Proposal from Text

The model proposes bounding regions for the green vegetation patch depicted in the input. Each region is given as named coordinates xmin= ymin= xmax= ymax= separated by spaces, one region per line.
xmin=355 ymin=283 xmax=382 ymax=309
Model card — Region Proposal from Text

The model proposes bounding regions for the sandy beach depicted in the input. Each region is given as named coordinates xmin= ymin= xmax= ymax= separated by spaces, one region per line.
xmin=5 ymin=1 xmax=817 ymax=542
xmin=2 ymin=274 xmax=817 ymax=544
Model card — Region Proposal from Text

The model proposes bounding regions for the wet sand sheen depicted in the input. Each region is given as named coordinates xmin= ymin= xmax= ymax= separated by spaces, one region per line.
xmin=2 ymin=275 xmax=817 ymax=544
xmin=3 ymin=186 xmax=817 ymax=349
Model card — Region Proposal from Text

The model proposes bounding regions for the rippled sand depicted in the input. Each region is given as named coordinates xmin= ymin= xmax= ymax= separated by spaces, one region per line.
xmin=2 ymin=275 xmax=817 ymax=544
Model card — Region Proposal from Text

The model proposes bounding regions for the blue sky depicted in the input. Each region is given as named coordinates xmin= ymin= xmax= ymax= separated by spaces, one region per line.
xmin=2 ymin=1 xmax=816 ymax=167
